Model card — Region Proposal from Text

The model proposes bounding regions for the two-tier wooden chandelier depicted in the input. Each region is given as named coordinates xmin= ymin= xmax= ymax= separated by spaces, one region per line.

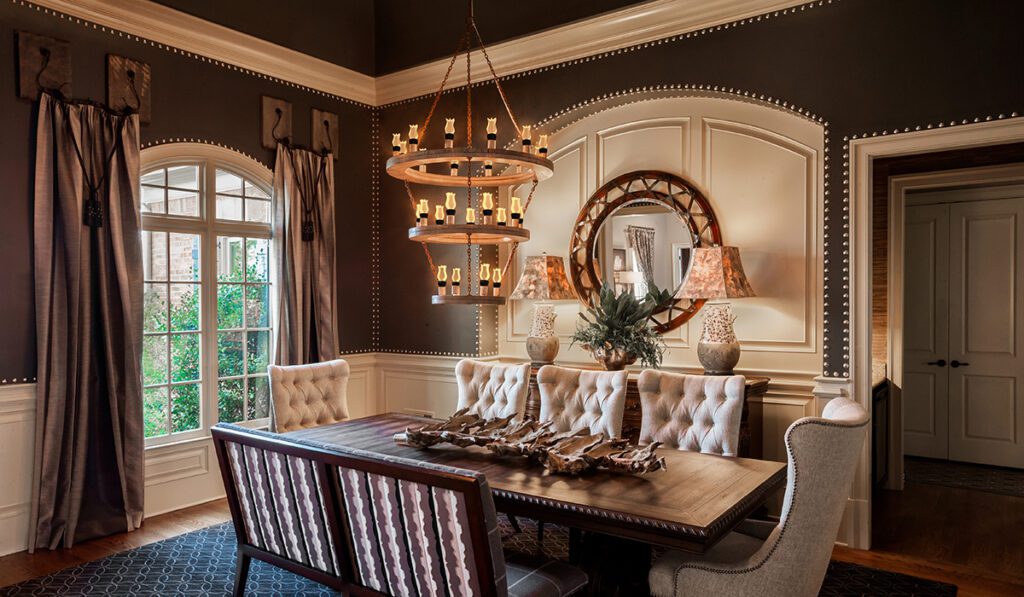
xmin=385 ymin=0 xmax=553 ymax=306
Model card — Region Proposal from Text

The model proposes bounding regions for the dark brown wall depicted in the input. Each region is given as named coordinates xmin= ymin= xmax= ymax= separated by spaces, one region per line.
xmin=373 ymin=0 xmax=648 ymax=74
xmin=0 ymin=2 xmax=374 ymax=383
xmin=152 ymin=0 xmax=376 ymax=75
xmin=377 ymin=0 xmax=1024 ymax=366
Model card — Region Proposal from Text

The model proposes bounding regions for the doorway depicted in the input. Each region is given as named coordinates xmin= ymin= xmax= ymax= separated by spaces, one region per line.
xmin=903 ymin=185 xmax=1024 ymax=469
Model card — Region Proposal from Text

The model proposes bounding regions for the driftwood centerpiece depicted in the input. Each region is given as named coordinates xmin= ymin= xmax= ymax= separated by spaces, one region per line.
xmin=398 ymin=409 xmax=666 ymax=476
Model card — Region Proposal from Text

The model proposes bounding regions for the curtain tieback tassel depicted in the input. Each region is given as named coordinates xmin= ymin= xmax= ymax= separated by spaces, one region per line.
xmin=301 ymin=219 xmax=315 ymax=241
xmin=84 ymin=189 xmax=103 ymax=228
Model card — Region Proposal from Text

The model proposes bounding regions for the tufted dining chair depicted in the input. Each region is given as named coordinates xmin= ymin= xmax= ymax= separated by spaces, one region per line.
xmin=648 ymin=397 xmax=870 ymax=597
xmin=637 ymin=370 xmax=746 ymax=456
xmin=537 ymin=366 xmax=628 ymax=438
xmin=268 ymin=359 xmax=350 ymax=433
xmin=455 ymin=359 xmax=531 ymax=420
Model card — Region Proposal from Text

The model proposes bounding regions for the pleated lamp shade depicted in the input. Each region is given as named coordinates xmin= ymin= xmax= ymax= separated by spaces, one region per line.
xmin=509 ymin=255 xmax=576 ymax=301
xmin=677 ymin=246 xmax=756 ymax=299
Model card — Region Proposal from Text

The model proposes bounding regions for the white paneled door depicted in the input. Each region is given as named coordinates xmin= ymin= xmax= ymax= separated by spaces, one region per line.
xmin=904 ymin=195 xmax=1024 ymax=469
xmin=903 ymin=204 xmax=950 ymax=459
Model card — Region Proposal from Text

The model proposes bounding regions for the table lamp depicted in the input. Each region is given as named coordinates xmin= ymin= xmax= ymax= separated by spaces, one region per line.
xmin=677 ymin=246 xmax=756 ymax=374
xmin=509 ymin=254 xmax=577 ymax=364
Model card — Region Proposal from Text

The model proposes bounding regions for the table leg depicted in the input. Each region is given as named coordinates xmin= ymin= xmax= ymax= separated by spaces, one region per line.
xmin=573 ymin=531 xmax=651 ymax=596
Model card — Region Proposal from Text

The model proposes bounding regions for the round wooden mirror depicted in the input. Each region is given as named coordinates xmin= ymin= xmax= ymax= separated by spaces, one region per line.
xmin=568 ymin=170 xmax=722 ymax=334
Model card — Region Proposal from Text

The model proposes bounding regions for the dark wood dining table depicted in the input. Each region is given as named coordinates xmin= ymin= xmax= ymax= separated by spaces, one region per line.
xmin=286 ymin=414 xmax=785 ymax=555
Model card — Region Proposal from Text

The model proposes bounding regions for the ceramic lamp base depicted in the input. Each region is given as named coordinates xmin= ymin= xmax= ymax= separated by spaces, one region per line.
xmin=697 ymin=340 xmax=741 ymax=375
xmin=526 ymin=336 xmax=559 ymax=365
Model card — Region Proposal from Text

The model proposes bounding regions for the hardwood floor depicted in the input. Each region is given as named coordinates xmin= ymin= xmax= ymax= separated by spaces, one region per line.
xmin=0 ymin=499 xmax=230 ymax=590
xmin=2 ymin=491 xmax=1022 ymax=595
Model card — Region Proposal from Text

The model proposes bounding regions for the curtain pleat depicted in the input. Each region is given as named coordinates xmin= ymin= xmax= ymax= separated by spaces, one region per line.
xmin=272 ymin=144 xmax=339 ymax=371
xmin=31 ymin=92 xmax=144 ymax=551
xmin=626 ymin=225 xmax=657 ymax=292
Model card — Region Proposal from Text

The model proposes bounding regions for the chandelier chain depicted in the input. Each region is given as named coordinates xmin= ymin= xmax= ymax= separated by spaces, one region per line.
xmin=471 ymin=19 xmax=522 ymax=136
xmin=420 ymin=28 xmax=468 ymax=140
xmin=500 ymin=177 xmax=538 ymax=276
xmin=405 ymin=181 xmax=437 ymax=275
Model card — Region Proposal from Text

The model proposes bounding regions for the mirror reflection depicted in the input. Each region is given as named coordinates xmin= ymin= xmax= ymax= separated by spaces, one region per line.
xmin=594 ymin=200 xmax=694 ymax=300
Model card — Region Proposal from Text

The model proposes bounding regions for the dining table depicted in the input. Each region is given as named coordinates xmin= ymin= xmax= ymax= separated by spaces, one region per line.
xmin=285 ymin=413 xmax=787 ymax=594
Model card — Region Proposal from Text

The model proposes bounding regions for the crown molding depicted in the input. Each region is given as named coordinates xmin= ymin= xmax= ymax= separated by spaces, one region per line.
xmin=26 ymin=0 xmax=816 ymax=106
xmin=24 ymin=0 xmax=377 ymax=105
xmin=374 ymin=0 xmax=811 ymax=105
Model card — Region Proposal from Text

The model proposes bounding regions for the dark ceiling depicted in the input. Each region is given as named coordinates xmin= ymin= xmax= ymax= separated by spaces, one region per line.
xmin=151 ymin=0 xmax=651 ymax=76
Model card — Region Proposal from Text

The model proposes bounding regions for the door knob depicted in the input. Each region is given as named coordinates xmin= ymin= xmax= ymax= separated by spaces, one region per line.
xmin=926 ymin=359 xmax=946 ymax=367
xmin=950 ymin=360 xmax=969 ymax=368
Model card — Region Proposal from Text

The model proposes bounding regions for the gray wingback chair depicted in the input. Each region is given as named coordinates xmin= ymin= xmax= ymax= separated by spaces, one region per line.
xmin=537 ymin=366 xmax=628 ymax=438
xmin=268 ymin=359 xmax=350 ymax=432
xmin=648 ymin=396 xmax=870 ymax=597
xmin=638 ymin=370 xmax=746 ymax=456
xmin=455 ymin=359 xmax=531 ymax=420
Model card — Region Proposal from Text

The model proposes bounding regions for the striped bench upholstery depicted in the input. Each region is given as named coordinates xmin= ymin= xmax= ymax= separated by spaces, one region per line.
xmin=212 ymin=423 xmax=587 ymax=597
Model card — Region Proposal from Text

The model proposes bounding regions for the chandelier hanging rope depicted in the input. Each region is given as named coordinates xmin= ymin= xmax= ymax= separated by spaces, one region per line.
xmin=385 ymin=0 xmax=553 ymax=306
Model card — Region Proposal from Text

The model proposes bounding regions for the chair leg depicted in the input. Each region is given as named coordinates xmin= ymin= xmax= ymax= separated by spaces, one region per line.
xmin=568 ymin=527 xmax=582 ymax=565
xmin=233 ymin=550 xmax=252 ymax=597
xmin=536 ymin=521 xmax=545 ymax=555
xmin=507 ymin=514 xmax=523 ymax=533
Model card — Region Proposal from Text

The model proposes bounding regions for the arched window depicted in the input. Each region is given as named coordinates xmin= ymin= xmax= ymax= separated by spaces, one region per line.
xmin=140 ymin=144 xmax=275 ymax=445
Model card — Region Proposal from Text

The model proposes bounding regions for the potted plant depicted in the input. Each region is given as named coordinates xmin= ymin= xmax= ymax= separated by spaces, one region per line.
xmin=571 ymin=284 xmax=667 ymax=370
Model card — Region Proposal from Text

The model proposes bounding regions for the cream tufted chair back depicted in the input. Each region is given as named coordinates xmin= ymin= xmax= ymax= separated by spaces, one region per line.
xmin=537 ymin=366 xmax=627 ymax=438
xmin=269 ymin=359 xmax=350 ymax=432
xmin=455 ymin=359 xmax=531 ymax=420
xmin=638 ymin=370 xmax=746 ymax=456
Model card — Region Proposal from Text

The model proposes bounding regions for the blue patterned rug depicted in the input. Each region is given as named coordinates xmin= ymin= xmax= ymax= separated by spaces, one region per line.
xmin=2 ymin=519 xmax=956 ymax=596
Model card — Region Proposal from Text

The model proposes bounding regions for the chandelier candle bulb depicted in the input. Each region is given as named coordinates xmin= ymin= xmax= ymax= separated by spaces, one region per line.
xmin=510 ymin=196 xmax=523 ymax=226
xmin=451 ymin=267 xmax=462 ymax=295
xmin=496 ymin=207 xmax=507 ymax=226
xmin=466 ymin=207 xmax=476 ymax=224
xmin=486 ymin=118 xmax=497 ymax=149
xmin=449 ymin=160 xmax=459 ymax=176
xmin=444 ymin=118 xmax=456 ymax=149
xmin=444 ymin=192 xmax=457 ymax=225
xmin=481 ymin=192 xmax=494 ymax=224
xmin=391 ymin=133 xmax=402 ymax=156
xmin=417 ymin=199 xmax=430 ymax=226
xmin=492 ymin=267 xmax=502 ymax=296
xmin=436 ymin=265 xmax=448 ymax=296
xmin=521 ymin=125 xmax=532 ymax=153
xmin=408 ymin=124 xmax=419 ymax=151
xmin=538 ymin=134 xmax=549 ymax=156
xmin=479 ymin=263 xmax=491 ymax=294
xmin=399 ymin=140 xmax=408 ymax=155
xmin=484 ymin=160 xmax=493 ymax=177
xmin=434 ymin=204 xmax=445 ymax=225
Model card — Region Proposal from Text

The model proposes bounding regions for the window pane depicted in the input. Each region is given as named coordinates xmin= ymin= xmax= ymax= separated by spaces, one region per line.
xmin=171 ymin=384 xmax=201 ymax=432
xmin=217 ymin=236 xmax=245 ymax=282
xmin=245 ymin=181 xmax=270 ymax=199
xmin=168 ymin=233 xmax=200 ymax=281
xmin=169 ymin=284 xmax=200 ymax=331
xmin=142 ymin=231 xmax=167 ymax=281
xmin=218 ymin=331 xmax=245 ymax=377
xmin=167 ymin=187 xmax=200 ymax=217
xmin=216 ymin=170 xmax=244 ymax=195
xmin=167 ymin=165 xmax=199 ymax=190
xmin=143 ymin=283 xmax=168 ymax=332
xmin=143 ymin=386 xmax=168 ymax=438
xmin=142 ymin=335 xmax=168 ymax=386
xmin=141 ymin=185 xmax=165 ymax=214
xmin=218 ymin=284 xmax=244 ymax=329
xmin=216 ymin=195 xmax=243 ymax=221
xmin=245 ymin=284 xmax=269 ymax=328
xmin=141 ymin=168 xmax=165 ymax=186
xmin=247 ymin=330 xmax=270 ymax=375
xmin=244 ymin=199 xmax=271 ymax=223
xmin=247 ymin=375 xmax=270 ymax=420
xmin=246 ymin=238 xmax=270 ymax=282
xmin=218 ymin=378 xmax=244 ymax=424
xmin=170 ymin=333 xmax=201 ymax=382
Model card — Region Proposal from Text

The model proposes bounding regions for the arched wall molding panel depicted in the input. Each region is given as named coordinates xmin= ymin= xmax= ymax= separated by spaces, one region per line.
xmin=498 ymin=91 xmax=824 ymax=379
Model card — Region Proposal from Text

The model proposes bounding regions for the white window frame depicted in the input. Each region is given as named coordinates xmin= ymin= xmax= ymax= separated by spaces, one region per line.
xmin=140 ymin=143 xmax=275 ymax=448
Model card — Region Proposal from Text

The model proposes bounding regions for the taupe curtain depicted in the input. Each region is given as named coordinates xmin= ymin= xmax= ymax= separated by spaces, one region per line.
xmin=273 ymin=144 xmax=339 ymax=367
xmin=626 ymin=225 xmax=657 ymax=291
xmin=31 ymin=92 xmax=144 ymax=550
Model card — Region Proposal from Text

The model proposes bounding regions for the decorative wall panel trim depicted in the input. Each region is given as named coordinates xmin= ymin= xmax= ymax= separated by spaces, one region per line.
xmin=144 ymin=442 xmax=210 ymax=487
xmin=375 ymin=0 xmax=817 ymax=105
xmin=16 ymin=0 xmax=374 ymax=106
xmin=0 ymin=383 xmax=35 ymax=425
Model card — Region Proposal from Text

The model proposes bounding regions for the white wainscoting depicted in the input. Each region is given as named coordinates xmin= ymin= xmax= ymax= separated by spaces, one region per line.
xmin=0 ymin=384 xmax=35 ymax=557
